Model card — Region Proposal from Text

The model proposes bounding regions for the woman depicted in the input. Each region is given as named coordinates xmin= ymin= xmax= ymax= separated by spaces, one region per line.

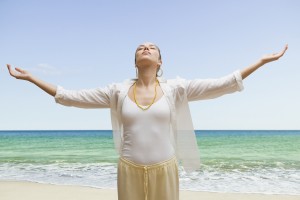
xmin=7 ymin=42 xmax=288 ymax=200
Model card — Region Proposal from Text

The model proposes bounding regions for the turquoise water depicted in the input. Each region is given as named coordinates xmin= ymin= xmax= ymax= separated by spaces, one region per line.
xmin=198 ymin=131 xmax=300 ymax=170
xmin=0 ymin=130 xmax=299 ymax=194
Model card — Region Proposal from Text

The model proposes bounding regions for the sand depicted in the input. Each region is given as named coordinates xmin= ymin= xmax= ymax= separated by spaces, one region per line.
xmin=1 ymin=180 xmax=299 ymax=200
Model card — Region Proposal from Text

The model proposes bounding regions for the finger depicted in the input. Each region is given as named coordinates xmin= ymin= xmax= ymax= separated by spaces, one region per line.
xmin=7 ymin=64 xmax=14 ymax=76
xmin=279 ymin=47 xmax=288 ymax=56
xmin=275 ymin=48 xmax=287 ymax=58
xmin=281 ymin=44 xmax=288 ymax=54
xmin=7 ymin=64 xmax=11 ymax=71
xmin=283 ymin=46 xmax=288 ymax=52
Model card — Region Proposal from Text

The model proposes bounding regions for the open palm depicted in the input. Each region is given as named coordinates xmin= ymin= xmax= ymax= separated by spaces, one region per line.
xmin=7 ymin=64 xmax=31 ymax=80
xmin=261 ymin=44 xmax=288 ymax=64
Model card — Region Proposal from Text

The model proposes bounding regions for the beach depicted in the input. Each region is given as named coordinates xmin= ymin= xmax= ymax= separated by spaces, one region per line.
xmin=1 ymin=180 xmax=300 ymax=200
xmin=1 ymin=130 xmax=299 ymax=197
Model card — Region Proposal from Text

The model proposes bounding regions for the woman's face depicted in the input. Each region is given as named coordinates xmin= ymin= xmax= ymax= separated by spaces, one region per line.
xmin=135 ymin=42 xmax=162 ymax=67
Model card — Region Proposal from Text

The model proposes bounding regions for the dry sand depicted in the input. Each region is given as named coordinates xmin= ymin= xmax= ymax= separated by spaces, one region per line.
xmin=1 ymin=180 xmax=299 ymax=200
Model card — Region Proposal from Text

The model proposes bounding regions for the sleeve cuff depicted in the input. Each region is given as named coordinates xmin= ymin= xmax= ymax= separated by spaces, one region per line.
xmin=233 ymin=70 xmax=244 ymax=92
xmin=54 ymin=85 xmax=64 ymax=103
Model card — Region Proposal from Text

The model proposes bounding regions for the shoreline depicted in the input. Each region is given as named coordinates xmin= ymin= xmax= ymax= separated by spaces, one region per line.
xmin=1 ymin=180 xmax=299 ymax=200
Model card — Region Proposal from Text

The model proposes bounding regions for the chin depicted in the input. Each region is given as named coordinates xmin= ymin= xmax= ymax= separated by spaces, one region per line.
xmin=136 ymin=59 xmax=155 ymax=67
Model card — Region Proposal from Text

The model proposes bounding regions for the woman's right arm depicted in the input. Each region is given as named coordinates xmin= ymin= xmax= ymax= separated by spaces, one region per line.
xmin=7 ymin=64 xmax=111 ymax=109
xmin=7 ymin=64 xmax=56 ymax=96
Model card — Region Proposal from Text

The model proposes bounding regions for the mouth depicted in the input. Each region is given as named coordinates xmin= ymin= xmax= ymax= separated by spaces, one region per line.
xmin=142 ymin=51 xmax=151 ymax=55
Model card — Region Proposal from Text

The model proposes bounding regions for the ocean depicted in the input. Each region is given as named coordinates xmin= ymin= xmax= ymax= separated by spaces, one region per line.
xmin=0 ymin=130 xmax=299 ymax=195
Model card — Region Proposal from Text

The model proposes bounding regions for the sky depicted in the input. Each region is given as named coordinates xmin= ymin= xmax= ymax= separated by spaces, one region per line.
xmin=0 ymin=0 xmax=299 ymax=130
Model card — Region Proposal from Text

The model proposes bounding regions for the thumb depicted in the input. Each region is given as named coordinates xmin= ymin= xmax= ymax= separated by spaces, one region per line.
xmin=15 ymin=67 xmax=25 ymax=73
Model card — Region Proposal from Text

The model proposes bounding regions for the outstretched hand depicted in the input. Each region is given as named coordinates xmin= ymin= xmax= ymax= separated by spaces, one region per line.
xmin=7 ymin=64 xmax=32 ymax=81
xmin=261 ymin=44 xmax=288 ymax=64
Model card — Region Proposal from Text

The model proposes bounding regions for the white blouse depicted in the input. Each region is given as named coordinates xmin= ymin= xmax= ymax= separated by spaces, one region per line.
xmin=121 ymin=95 xmax=175 ymax=164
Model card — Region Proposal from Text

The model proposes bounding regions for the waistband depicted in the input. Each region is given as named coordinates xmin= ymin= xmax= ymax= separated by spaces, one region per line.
xmin=119 ymin=155 xmax=177 ymax=170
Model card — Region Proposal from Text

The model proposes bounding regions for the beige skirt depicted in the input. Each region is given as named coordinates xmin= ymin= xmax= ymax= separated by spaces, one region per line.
xmin=117 ymin=155 xmax=179 ymax=200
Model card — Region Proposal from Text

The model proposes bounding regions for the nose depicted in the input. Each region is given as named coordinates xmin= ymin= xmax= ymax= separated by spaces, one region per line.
xmin=144 ymin=46 xmax=149 ymax=51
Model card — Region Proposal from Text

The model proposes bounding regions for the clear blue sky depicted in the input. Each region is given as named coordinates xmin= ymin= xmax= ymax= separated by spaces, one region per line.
xmin=0 ymin=0 xmax=299 ymax=130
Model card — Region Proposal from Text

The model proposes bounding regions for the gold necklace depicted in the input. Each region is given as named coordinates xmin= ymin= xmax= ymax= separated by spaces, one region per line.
xmin=133 ymin=79 xmax=159 ymax=111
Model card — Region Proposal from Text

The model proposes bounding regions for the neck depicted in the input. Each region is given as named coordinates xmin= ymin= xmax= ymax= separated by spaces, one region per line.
xmin=136 ymin=64 xmax=157 ymax=88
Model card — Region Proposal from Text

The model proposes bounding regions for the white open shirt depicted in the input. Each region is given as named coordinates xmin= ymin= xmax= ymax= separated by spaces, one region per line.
xmin=54 ymin=70 xmax=244 ymax=173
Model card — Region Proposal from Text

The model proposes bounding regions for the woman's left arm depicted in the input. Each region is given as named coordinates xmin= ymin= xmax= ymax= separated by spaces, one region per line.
xmin=184 ymin=44 xmax=289 ymax=101
xmin=241 ymin=44 xmax=288 ymax=79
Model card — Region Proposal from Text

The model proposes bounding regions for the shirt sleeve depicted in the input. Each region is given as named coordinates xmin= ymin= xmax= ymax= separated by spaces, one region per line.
xmin=54 ymin=85 xmax=111 ymax=109
xmin=184 ymin=70 xmax=244 ymax=101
